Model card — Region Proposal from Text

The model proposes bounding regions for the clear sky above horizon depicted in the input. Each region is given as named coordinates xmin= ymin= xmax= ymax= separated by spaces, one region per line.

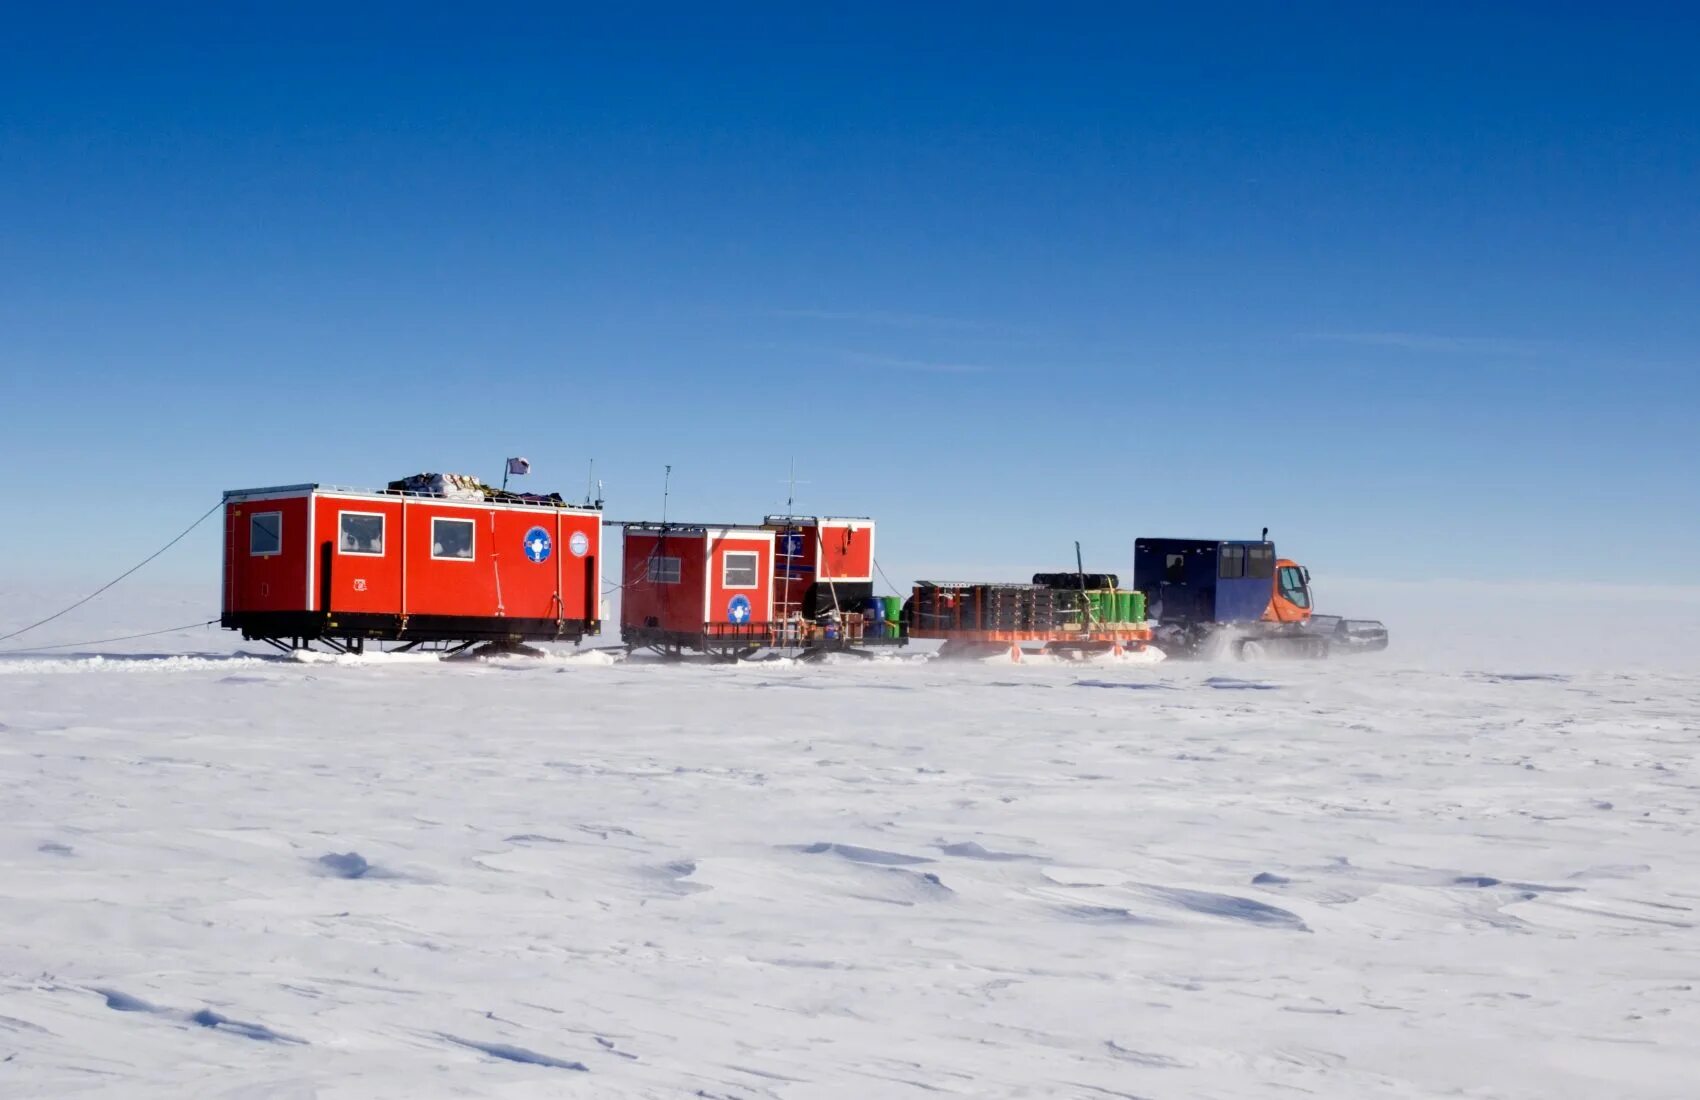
xmin=3 ymin=4 xmax=1697 ymax=596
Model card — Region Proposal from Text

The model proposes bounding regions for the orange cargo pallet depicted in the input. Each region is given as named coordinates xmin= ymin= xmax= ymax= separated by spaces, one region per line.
xmin=908 ymin=627 xmax=1152 ymax=643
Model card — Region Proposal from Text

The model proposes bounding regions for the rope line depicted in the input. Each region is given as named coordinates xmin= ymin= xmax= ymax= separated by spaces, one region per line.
xmin=0 ymin=499 xmax=224 ymax=644
xmin=0 ymin=619 xmax=219 ymax=655
xmin=873 ymin=556 xmax=904 ymax=599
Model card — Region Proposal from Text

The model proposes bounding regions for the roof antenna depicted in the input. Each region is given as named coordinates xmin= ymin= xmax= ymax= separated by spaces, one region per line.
xmin=661 ymin=465 xmax=672 ymax=529
xmin=585 ymin=458 xmax=595 ymax=508
xmin=785 ymin=457 xmax=796 ymax=517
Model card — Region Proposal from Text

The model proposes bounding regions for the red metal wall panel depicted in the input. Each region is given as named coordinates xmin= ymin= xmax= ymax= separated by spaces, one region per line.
xmin=817 ymin=521 xmax=873 ymax=582
xmin=621 ymin=529 xmax=708 ymax=634
xmin=558 ymin=511 xmax=602 ymax=623
xmin=400 ymin=501 xmax=496 ymax=617
xmin=705 ymin=532 xmax=773 ymax=628
xmin=224 ymin=495 xmax=312 ymax=613
xmin=316 ymin=496 xmax=404 ymax=614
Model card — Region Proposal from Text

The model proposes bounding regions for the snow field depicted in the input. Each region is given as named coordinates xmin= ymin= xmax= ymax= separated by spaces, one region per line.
xmin=0 ymin=650 xmax=1696 ymax=1097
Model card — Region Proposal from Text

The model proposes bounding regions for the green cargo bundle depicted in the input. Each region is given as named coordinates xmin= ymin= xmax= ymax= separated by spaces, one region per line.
xmin=1074 ymin=588 xmax=1148 ymax=625
xmin=1044 ymin=587 xmax=1148 ymax=626
xmin=1088 ymin=590 xmax=1114 ymax=624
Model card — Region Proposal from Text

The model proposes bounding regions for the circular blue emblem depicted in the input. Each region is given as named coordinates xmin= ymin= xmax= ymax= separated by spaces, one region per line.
xmin=727 ymin=594 xmax=753 ymax=624
xmin=523 ymin=526 xmax=552 ymax=563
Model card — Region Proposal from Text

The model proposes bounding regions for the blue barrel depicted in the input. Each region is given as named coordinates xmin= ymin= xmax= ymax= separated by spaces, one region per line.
xmin=863 ymin=597 xmax=887 ymax=638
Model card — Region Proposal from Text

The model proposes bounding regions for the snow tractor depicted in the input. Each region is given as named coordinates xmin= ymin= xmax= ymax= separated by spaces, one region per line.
xmin=1133 ymin=536 xmax=1388 ymax=659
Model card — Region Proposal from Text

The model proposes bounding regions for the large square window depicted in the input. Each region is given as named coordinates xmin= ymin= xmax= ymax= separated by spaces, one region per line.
xmin=250 ymin=512 xmax=282 ymax=556
xmin=339 ymin=512 xmax=385 ymax=555
xmin=431 ymin=517 xmax=475 ymax=560
xmin=1219 ymin=544 xmax=1246 ymax=579
xmin=723 ymin=551 xmax=759 ymax=588
xmin=1247 ymin=544 xmax=1276 ymax=580
xmin=646 ymin=555 xmax=681 ymax=584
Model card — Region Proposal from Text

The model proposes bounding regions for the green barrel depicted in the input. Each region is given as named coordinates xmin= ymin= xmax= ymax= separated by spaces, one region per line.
xmin=1127 ymin=591 xmax=1146 ymax=622
xmin=1088 ymin=590 xmax=1112 ymax=625
xmin=1116 ymin=591 xmax=1134 ymax=623
xmin=883 ymin=595 xmax=902 ymax=622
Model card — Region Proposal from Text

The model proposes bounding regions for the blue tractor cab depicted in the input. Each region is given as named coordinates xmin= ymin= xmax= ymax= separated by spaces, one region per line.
xmin=1133 ymin=538 xmax=1277 ymax=627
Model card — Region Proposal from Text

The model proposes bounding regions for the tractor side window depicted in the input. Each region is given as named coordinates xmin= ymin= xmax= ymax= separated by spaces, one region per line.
xmin=1164 ymin=554 xmax=1186 ymax=583
xmin=723 ymin=551 xmax=759 ymax=588
xmin=647 ymin=555 xmax=681 ymax=584
xmin=430 ymin=518 xmax=475 ymax=560
xmin=250 ymin=512 xmax=282 ymax=556
xmin=1279 ymin=565 xmax=1311 ymax=608
xmin=1219 ymin=545 xmax=1245 ymax=579
xmin=1248 ymin=544 xmax=1275 ymax=579
xmin=338 ymin=512 xmax=385 ymax=555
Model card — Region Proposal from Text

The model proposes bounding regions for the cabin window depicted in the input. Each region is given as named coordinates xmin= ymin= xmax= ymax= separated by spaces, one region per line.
xmin=1219 ymin=545 xmax=1246 ymax=579
xmin=338 ymin=512 xmax=385 ymax=556
xmin=1248 ymin=544 xmax=1276 ymax=580
xmin=646 ymin=555 xmax=681 ymax=584
xmin=1279 ymin=565 xmax=1311 ymax=608
xmin=1164 ymin=553 xmax=1186 ymax=583
xmin=249 ymin=512 xmax=282 ymax=556
xmin=723 ymin=550 xmax=759 ymax=588
xmin=431 ymin=517 xmax=475 ymax=560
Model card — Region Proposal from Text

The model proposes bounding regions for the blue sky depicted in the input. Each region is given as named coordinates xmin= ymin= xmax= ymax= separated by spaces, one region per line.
xmin=3 ymin=3 xmax=1696 ymax=595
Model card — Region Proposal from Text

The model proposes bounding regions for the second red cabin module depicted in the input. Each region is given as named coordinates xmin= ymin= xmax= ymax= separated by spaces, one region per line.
xmin=619 ymin=524 xmax=776 ymax=643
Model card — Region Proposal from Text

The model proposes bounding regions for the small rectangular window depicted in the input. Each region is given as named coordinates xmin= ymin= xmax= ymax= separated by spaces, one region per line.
xmin=646 ymin=555 xmax=681 ymax=584
xmin=1247 ymin=544 xmax=1276 ymax=580
xmin=338 ymin=512 xmax=385 ymax=556
xmin=431 ymin=517 xmax=475 ymax=560
xmin=723 ymin=550 xmax=759 ymax=588
xmin=1219 ymin=544 xmax=1245 ymax=579
xmin=250 ymin=511 xmax=282 ymax=556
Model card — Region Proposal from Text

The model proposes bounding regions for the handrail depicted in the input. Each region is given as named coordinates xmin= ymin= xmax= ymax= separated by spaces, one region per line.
xmin=224 ymin=483 xmax=602 ymax=510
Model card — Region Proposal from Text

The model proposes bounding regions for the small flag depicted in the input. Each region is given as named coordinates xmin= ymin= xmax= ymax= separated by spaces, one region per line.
xmin=506 ymin=456 xmax=531 ymax=476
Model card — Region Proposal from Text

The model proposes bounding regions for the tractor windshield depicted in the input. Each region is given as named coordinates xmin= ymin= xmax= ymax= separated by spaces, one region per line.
xmin=1278 ymin=565 xmax=1311 ymax=609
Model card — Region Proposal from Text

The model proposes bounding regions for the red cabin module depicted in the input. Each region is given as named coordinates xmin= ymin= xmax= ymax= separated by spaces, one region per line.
xmin=619 ymin=524 xmax=775 ymax=654
xmin=763 ymin=514 xmax=876 ymax=621
xmin=221 ymin=483 xmax=602 ymax=652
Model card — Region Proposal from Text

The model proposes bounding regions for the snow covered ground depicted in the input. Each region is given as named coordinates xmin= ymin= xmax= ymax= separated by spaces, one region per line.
xmin=1 ymin=584 xmax=1698 ymax=1097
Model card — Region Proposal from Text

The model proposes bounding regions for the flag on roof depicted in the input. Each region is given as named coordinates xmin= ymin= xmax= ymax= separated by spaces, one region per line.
xmin=506 ymin=456 xmax=530 ymax=476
